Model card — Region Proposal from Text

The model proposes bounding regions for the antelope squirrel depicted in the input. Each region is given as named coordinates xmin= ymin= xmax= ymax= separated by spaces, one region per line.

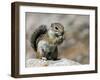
xmin=31 ymin=23 xmax=64 ymax=60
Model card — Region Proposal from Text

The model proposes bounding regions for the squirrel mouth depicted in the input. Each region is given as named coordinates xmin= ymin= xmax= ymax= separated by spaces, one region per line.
xmin=54 ymin=33 xmax=64 ymax=44
xmin=57 ymin=37 xmax=64 ymax=44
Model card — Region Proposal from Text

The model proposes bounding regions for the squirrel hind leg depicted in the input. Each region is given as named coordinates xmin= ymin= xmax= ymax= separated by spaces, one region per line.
xmin=46 ymin=56 xmax=60 ymax=61
xmin=46 ymin=52 xmax=60 ymax=61
xmin=53 ymin=58 xmax=60 ymax=61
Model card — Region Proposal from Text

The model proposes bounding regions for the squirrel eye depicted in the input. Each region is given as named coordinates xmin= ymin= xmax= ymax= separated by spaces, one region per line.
xmin=55 ymin=27 xmax=58 ymax=30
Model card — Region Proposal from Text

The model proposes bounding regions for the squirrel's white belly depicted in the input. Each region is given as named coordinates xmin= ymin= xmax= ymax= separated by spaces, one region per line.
xmin=37 ymin=40 xmax=56 ymax=58
xmin=37 ymin=40 xmax=48 ymax=51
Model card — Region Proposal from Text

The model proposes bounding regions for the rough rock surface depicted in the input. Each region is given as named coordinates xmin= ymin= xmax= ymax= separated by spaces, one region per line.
xmin=26 ymin=58 xmax=80 ymax=67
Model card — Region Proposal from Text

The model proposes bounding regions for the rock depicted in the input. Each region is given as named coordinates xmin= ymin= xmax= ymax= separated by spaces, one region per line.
xmin=26 ymin=58 xmax=80 ymax=67
xmin=48 ymin=58 xmax=80 ymax=66
xmin=26 ymin=59 xmax=48 ymax=67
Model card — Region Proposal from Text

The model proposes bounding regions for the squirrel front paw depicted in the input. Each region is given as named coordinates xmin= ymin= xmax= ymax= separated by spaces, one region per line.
xmin=41 ymin=57 xmax=47 ymax=61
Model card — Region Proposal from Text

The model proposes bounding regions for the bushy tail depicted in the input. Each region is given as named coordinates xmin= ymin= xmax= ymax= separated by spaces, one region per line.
xmin=31 ymin=25 xmax=47 ymax=51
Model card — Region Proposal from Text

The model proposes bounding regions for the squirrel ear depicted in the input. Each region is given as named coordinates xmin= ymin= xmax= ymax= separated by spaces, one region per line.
xmin=51 ymin=23 xmax=54 ymax=28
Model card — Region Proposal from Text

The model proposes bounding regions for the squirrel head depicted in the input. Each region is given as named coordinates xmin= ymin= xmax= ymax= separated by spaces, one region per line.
xmin=48 ymin=23 xmax=65 ymax=44
xmin=50 ymin=23 xmax=64 ymax=36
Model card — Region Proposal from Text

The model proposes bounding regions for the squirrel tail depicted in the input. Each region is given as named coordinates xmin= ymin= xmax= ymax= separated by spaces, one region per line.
xmin=31 ymin=25 xmax=47 ymax=51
